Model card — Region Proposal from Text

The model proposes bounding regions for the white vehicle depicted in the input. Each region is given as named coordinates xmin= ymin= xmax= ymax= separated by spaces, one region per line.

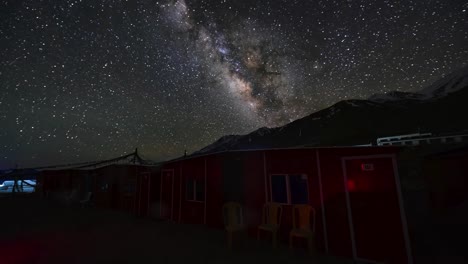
xmin=0 ymin=181 xmax=8 ymax=191
xmin=0 ymin=180 xmax=36 ymax=193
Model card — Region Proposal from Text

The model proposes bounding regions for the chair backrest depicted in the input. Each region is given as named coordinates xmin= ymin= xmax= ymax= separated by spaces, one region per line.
xmin=67 ymin=189 xmax=78 ymax=199
xmin=292 ymin=205 xmax=315 ymax=232
xmin=84 ymin=192 xmax=92 ymax=201
xmin=262 ymin=203 xmax=283 ymax=227
xmin=223 ymin=202 xmax=243 ymax=226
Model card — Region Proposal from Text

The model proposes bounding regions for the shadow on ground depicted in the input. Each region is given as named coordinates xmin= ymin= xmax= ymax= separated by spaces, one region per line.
xmin=0 ymin=195 xmax=352 ymax=264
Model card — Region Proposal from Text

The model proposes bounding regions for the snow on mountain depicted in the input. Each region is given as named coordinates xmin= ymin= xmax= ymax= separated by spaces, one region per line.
xmin=344 ymin=100 xmax=363 ymax=107
xmin=191 ymin=65 xmax=468 ymax=156
xmin=346 ymin=100 xmax=385 ymax=108
xmin=251 ymin=126 xmax=274 ymax=137
xmin=368 ymin=91 xmax=426 ymax=103
xmin=369 ymin=65 xmax=468 ymax=102
xmin=420 ymin=65 xmax=468 ymax=99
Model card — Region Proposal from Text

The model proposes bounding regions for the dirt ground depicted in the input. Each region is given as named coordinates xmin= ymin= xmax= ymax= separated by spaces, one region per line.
xmin=0 ymin=195 xmax=352 ymax=264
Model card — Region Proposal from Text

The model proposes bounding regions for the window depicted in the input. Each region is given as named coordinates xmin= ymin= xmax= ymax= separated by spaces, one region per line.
xmin=186 ymin=179 xmax=205 ymax=202
xmin=125 ymin=184 xmax=136 ymax=193
xmin=97 ymin=179 xmax=109 ymax=191
xmin=186 ymin=179 xmax=194 ymax=200
xmin=271 ymin=175 xmax=288 ymax=203
xmin=289 ymin=174 xmax=309 ymax=204
xmin=195 ymin=181 xmax=205 ymax=201
xmin=270 ymin=174 xmax=309 ymax=204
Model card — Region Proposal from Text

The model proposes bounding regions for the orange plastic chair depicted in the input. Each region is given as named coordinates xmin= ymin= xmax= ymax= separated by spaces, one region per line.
xmin=289 ymin=205 xmax=316 ymax=254
xmin=223 ymin=202 xmax=245 ymax=249
xmin=257 ymin=203 xmax=283 ymax=248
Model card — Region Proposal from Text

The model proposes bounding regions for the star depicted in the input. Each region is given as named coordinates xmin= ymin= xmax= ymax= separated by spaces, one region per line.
xmin=0 ymin=0 xmax=466 ymax=168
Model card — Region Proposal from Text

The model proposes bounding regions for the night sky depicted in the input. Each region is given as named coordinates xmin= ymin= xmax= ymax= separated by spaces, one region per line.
xmin=1 ymin=0 xmax=467 ymax=168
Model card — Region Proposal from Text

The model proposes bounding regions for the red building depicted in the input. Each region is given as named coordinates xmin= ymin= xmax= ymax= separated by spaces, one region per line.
xmin=159 ymin=147 xmax=412 ymax=264
xmin=36 ymin=150 xmax=161 ymax=217
xmin=92 ymin=164 xmax=157 ymax=214
xmin=38 ymin=169 xmax=91 ymax=199
xmin=423 ymin=145 xmax=468 ymax=210
xmin=34 ymin=147 xmax=415 ymax=262
xmin=38 ymin=164 xmax=160 ymax=217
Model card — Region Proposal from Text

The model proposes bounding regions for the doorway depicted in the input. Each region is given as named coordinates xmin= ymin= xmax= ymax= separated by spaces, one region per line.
xmin=160 ymin=169 xmax=174 ymax=220
xmin=342 ymin=156 xmax=411 ymax=264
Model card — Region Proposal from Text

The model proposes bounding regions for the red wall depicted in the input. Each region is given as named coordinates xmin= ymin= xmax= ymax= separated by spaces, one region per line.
xmin=160 ymin=162 xmax=182 ymax=222
xmin=318 ymin=147 xmax=406 ymax=262
xmin=246 ymin=149 xmax=320 ymax=242
xmin=161 ymin=155 xmax=224 ymax=227
xmin=135 ymin=167 xmax=159 ymax=217
xmin=318 ymin=148 xmax=353 ymax=257
xmin=159 ymin=147 xmax=409 ymax=263
xmin=180 ymin=157 xmax=205 ymax=225
xmin=243 ymin=151 xmax=266 ymax=235
xmin=91 ymin=165 xmax=152 ymax=212
xmin=205 ymin=154 xmax=223 ymax=228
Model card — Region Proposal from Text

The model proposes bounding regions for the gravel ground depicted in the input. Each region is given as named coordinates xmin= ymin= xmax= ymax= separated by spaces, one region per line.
xmin=0 ymin=195 xmax=353 ymax=264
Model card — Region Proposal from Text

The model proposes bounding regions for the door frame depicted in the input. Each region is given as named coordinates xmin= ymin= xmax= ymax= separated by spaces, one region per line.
xmin=160 ymin=169 xmax=175 ymax=220
xmin=138 ymin=172 xmax=151 ymax=217
xmin=341 ymin=154 xmax=412 ymax=264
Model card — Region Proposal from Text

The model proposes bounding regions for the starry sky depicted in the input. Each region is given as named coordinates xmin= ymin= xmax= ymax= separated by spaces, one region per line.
xmin=1 ymin=0 xmax=467 ymax=168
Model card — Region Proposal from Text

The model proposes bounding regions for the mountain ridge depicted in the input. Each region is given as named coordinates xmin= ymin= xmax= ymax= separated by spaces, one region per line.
xmin=193 ymin=65 xmax=468 ymax=155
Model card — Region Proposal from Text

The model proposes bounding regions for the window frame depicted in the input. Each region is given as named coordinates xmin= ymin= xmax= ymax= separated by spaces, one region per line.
xmin=269 ymin=173 xmax=309 ymax=205
xmin=186 ymin=178 xmax=205 ymax=203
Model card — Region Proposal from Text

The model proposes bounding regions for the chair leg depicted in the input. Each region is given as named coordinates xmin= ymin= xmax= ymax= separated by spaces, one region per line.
xmin=289 ymin=234 xmax=293 ymax=250
xmin=272 ymin=231 xmax=277 ymax=248
xmin=257 ymin=229 xmax=260 ymax=241
xmin=227 ymin=231 xmax=232 ymax=250
xmin=308 ymin=237 xmax=315 ymax=255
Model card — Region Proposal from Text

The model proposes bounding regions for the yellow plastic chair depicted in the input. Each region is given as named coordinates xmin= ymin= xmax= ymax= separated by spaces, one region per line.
xmin=223 ymin=202 xmax=245 ymax=249
xmin=257 ymin=203 xmax=283 ymax=248
xmin=289 ymin=205 xmax=316 ymax=254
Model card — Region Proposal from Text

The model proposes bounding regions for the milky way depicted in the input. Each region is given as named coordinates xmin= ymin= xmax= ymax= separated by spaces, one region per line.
xmin=159 ymin=0 xmax=309 ymax=126
xmin=0 ymin=0 xmax=467 ymax=168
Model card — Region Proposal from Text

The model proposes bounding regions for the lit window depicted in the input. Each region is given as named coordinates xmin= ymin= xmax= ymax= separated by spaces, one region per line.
xmin=271 ymin=174 xmax=309 ymax=204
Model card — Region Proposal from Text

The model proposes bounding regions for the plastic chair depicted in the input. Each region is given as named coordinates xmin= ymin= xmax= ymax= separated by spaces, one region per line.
xmin=257 ymin=203 xmax=283 ymax=248
xmin=222 ymin=202 xmax=245 ymax=249
xmin=79 ymin=192 xmax=92 ymax=208
xmin=64 ymin=189 xmax=78 ymax=205
xmin=289 ymin=205 xmax=316 ymax=254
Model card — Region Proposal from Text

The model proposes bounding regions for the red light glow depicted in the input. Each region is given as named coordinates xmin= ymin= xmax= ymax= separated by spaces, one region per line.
xmin=347 ymin=179 xmax=356 ymax=191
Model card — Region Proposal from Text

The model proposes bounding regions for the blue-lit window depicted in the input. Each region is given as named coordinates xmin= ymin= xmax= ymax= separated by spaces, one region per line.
xmin=270 ymin=174 xmax=309 ymax=204
xmin=271 ymin=175 xmax=288 ymax=203
xmin=289 ymin=174 xmax=309 ymax=204
xmin=126 ymin=184 xmax=136 ymax=193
